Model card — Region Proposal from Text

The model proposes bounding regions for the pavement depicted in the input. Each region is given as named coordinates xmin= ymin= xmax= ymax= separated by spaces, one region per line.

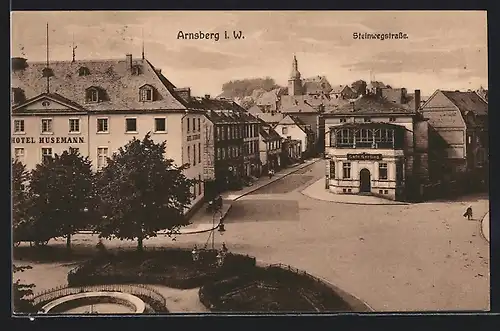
xmin=481 ymin=212 xmax=490 ymax=242
xmin=301 ymin=177 xmax=408 ymax=205
xmin=18 ymin=158 xmax=490 ymax=312
xmin=174 ymin=157 xmax=321 ymax=234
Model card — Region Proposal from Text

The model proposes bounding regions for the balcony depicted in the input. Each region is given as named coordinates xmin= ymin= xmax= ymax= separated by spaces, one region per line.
xmin=329 ymin=123 xmax=406 ymax=150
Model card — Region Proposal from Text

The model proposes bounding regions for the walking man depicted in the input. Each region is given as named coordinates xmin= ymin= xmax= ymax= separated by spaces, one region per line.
xmin=463 ymin=206 xmax=473 ymax=220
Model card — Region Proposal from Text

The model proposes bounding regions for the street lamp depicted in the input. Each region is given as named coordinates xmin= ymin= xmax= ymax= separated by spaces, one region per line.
xmin=191 ymin=245 xmax=200 ymax=262
xmin=212 ymin=210 xmax=223 ymax=249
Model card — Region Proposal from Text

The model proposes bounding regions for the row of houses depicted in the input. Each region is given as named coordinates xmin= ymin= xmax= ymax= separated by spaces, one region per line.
xmin=10 ymin=55 xmax=314 ymax=217
xmin=246 ymin=56 xmax=489 ymax=202
xmin=11 ymin=53 xmax=489 ymax=211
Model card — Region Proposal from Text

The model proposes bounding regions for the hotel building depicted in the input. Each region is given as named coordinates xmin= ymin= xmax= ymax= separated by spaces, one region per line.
xmin=11 ymin=55 xmax=206 ymax=212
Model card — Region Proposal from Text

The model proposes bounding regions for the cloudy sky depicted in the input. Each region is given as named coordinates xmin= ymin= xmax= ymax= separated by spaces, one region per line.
xmin=11 ymin=11 xmax=487 ymax=97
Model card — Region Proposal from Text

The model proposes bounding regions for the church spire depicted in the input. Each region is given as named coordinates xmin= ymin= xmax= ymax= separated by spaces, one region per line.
xmin=290 ymin=54 xmax=301 ymax=80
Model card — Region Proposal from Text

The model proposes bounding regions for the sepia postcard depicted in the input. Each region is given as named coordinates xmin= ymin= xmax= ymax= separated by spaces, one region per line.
xmin=11 ymin=10 xmax=489 ymax=315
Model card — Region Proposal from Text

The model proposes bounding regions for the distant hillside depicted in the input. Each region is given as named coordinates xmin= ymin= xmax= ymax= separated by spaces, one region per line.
xmin=219 ymin=77 xmax=284 ymax=109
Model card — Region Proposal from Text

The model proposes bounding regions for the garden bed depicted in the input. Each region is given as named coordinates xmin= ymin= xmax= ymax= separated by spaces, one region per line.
xmin=67 ymin=248 xmax=256 ymax=290
xmin=199 ymin=266 xmax=357 ymax=312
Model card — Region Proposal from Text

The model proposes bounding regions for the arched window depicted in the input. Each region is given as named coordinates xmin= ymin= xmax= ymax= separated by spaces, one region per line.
xmin=78 ymin=67 xmax=91 ymax=76
xmin=86 ymin=87 xmax=100 ymax=103
xmin=139 ymin=85 xmax=155 ymax=102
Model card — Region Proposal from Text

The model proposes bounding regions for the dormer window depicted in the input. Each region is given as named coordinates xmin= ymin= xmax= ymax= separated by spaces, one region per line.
xmin=132 ymin=65 xmax=143 ymax=75
xmin=11 ymin=88 xmax=25 ymax=104
xmin=86 ymin=87 xmax=102 ymax=103
xmin=78 ymin=66 xmax=91 ymax=76
xmin=139 ymin=85 xmax=155 ymax=102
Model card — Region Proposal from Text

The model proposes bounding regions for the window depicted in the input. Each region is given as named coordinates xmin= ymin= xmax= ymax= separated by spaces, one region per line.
xmin=198 ymin=142 xmax=201 ymax=163
xmin=192 ymin=118 xmax=197 ymax=132
xmin=78 ymin=67 xmax=90 ymax=76
xmin=14 ymin=148 xmax=25 ymax=163
xmin=187 ymin=118 xmax=190 ymax=132
xmin=222 ymin=148 xmax=226 ymax=159
xmin=389 ymin=117 xmax=396 ymax=122
xmin=282 ymin=127 xmax=288 ymax=135
xmin=329 ymin=160 xmax=335 ymax=179
xmin=155 ymin=118 xmax=166 ymax=132
xmin=140 ymin=87 xmax=153 ymax=102
xmin=468 ymin=135 xmax=472 ymax=144
xmin=14 ymin=119 xmax=24 ymax=133
xmin=86 ymin=88 xmax=99 ymax=103
xmin=193 ymin=144 xmax=196 ymax=166
xmin=69 ymin=147 xmax=79 ymax=154
xmin=379 ymin=163 xmax=388 ymax=180
xmin=126 ymin=118 xmax=137 ymax=132
xmin=217 ymin=148 xmax=221 ymax=160
xmin=342 ymin=162 xmax=351 ymax=179
xmin=340 ymin=118 xmax=347 ymax=123
xmin=41 ymin=119 xmax=53 ymax=134
xmin=363 ymin=117 xmax=371 ymax=122
xmin=41 ymin=148 xmax=52 ymax=163
xmin=384 ymin=190 xmax=389 ymax=194
xmin=187 ymin=146 xmax=191 ymax=165
xmin=69 ymin=119 xmax=80 ymax=133
xmin=97 ymin=147 xmax=108 ymax=169
xmin=216 ymin=127 xmax=221 ymax=141
xmin=198 ymin=118 xmax=201 ymax=131
xmin=97 ymin=118 xmax=109 ymax=133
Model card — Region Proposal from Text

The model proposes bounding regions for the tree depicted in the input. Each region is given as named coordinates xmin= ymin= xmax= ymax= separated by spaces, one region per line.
xmin=12 ymin=264 xmax=35 ymax=313
xmin=28 ymin=149 xmax=97 ymax=249
xmin=12 ymin=159 xmax=29 ymax=246
xmin=97 ymin=133 xmax=196 ymax=251
xmin=351 ymin=80 xmax=367 ymax=96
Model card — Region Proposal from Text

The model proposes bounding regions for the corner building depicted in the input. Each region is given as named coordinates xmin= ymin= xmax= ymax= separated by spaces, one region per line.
xmin=323 ymin=92 xmax=429 ymax=201
xmin=11 ymin=55 xmax=206 ymax=214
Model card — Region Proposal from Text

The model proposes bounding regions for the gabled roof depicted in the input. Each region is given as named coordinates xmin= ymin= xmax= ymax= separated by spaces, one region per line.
xmin=441 ymin=90 xmax=488 ymax=116
xmin=11 ymin=57 xmax=187 ymax=112
xmin=367 ymin=81 xmax=387 ymax=89
xmin=330 ymin=85 xmax=352 ymax=94
xmin=12 ymin=92 xmax=87 ymax=112
xmin=258 ymin=118 xmax=282 ymax=141
xmin=278 ymin=115 xmax=314 ymax=134
xmin=302 ymin=75 xmax=332 ymax=94
xmin=324 ymin=94 xmax=416 ymax=116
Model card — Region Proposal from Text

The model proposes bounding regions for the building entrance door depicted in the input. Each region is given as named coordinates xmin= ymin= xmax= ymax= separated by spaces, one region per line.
xmin=359 ymin=168 xmax=371 ymax=193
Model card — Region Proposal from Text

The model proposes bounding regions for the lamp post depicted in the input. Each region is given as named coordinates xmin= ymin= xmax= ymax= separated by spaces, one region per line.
xmin=212 ymin=210 xmax=222 ymax=250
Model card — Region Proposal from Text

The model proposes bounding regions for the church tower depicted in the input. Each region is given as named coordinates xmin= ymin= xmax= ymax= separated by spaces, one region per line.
xmin=288 ymin=55 xmax=303 ymax=96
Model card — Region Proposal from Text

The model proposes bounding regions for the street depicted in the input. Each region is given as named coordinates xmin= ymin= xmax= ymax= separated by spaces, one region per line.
xmin=14 ymin=160 xmax=490 ymax=312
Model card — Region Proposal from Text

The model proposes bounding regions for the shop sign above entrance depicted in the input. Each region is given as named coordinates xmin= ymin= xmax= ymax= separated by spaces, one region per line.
xmin=347 ymin=153 xmax=382 ymax=161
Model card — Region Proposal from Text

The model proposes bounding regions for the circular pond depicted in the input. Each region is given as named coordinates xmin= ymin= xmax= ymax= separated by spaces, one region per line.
xmin=38 ymin=291 xmax=146 ymax=314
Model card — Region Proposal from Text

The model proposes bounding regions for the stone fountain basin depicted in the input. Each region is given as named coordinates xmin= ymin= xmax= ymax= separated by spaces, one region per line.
xmin=38 ymin=291 xmax=146 ymax=314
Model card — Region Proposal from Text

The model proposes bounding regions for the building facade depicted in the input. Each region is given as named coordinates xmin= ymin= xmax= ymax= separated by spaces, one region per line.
xmin=323 ymin=93 xmax=428 ymax=201
xmin=420 ymin=90 xmax=488 ymax=188
xmin=194 ymin=97 xmax=260 ymax=197
xmin=258 ymin=119 xmax=282 ymax=174
xmin=11 ymin=55 xmax=206 ymax=212
xmin=274 ymin=115 xmax=315 ymax=158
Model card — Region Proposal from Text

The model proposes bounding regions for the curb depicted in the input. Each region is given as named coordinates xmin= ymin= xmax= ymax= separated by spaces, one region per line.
xmin=254 ymin=259 xmax=373 ymax=312
xmin=230 ymin=159 xmax=322 ymax=202
xmin=299 ymin=190 xmax=410 ymax=206
xmin=480 ymin=211 xmax=490 ymax=243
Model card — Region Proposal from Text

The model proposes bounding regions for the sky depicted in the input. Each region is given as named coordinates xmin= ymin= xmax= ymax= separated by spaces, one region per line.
xmin=11 ymin=11 xmax=488 ymax=97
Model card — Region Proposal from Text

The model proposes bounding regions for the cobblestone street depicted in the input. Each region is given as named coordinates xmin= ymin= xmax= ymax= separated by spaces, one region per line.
xmin=15 ymin=160 xmax=490 ymax=312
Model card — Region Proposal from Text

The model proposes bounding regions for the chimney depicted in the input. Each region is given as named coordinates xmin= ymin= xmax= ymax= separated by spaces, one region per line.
xmin=204 ymin=94 xmax=211 ymax=99
xmin=126 ymin=54 xmax=133 ymax=70
xmin=155 ymin=68 xmax=162 ymax=74
xmin=414 ymin=89 xmax=421 ymax=112
xmin=174 ymin=87 xmax=191 ymax=102
xmin=12 ymin=57 xmax=28 ymax=71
